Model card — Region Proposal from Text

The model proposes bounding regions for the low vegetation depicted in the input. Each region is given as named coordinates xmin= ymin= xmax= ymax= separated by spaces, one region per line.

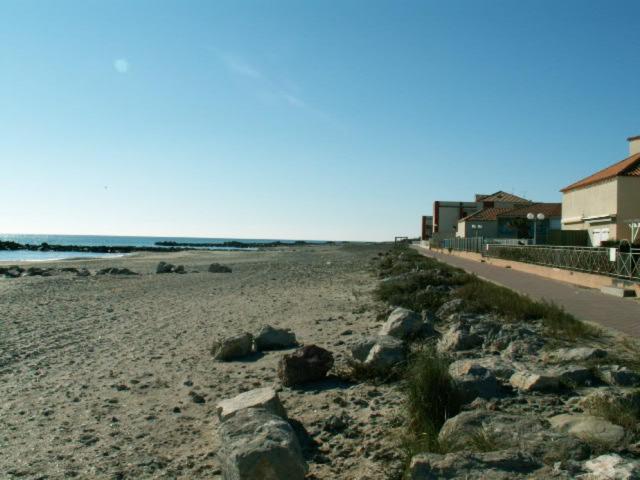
xmin=374 ymin=243 xmax=602 ymax=470
xmin=404 ymin=347 xmax=463 ymax=454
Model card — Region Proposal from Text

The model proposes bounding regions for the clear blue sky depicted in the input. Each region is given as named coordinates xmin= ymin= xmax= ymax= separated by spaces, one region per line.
xmin=1 ymin=1 xmax=639 ymax=241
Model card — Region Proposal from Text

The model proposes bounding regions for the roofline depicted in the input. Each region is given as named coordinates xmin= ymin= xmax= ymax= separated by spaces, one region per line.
xmin=560 ymin=152 xmax=640 ymax=193
xmin=627 ymin=135 xmax=640 ymax=141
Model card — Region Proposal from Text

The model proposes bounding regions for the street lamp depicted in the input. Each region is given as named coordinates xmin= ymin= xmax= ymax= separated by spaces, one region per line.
xmin=526 ymin=212 xmax=545 ymax=245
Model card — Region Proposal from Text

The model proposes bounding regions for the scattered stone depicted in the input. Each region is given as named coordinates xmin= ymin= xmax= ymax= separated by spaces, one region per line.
xmin=5 ymin=267 xmax=24 ymax=278
xmin=216 ymin=387 xmax=286 ymax=422
xmin=510 ymin=371 xmax=562 ymax=392
xmin=26 ymin=267 xmax=52 ymax=276
xmin=408 ymin=450 xmax=542 ymax=479
xmin=254 ymin=325 xmax=298 ymax=351
xmin=551 ymin=365 xmax=596 ymax=387
xmin=500 ymin=339 xmax=540 ymax=360
xmin=437 ymin=323 xmax=483 ymax=353
xmin=379 ymin=307 xmax=424 ymax=339
xmin=350 ymin=335 xmax=405 ymax=371
xmin=277 ymin=345 xmax=334 ymax=387
xmin=174 ymin=265 xmax=186 ymax=274
xmin=544 ymin=347 xmax=608 ymax=364
xmin=213 ymin=333 xmax=254 ymax=361
xmin=156 ymin=261 xmax=175 ymax=274
xmin=76 ymin=268 xmax=91 ymax=277
xmin=217 ymin=408 xmax=307 ymax=480
xmin=96 ymin=267 xmax=137 ymax=275
xmin=578 ymin=389 xmax=640 ymax=416
xmin=449 ymin=360 xmax=500 ymax=400
xmin=209 ymin=263 xmax=232 ymax=273
xmin=189 ymin=391 xmax=206 ymax=404
xmin=436 ymin=298 xmax=463 ymax=319
xmin=599 ymin=365 xmax=640 ymax=387
xmin=549 ymin=414 xmax=625 ymax=445
xmin=578 ymin=453 xmax=640 ymax=480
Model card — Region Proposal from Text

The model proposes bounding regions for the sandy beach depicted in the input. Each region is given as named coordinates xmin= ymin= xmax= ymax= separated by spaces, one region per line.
xmin=1 ymin=244 xmax=404 ymax=479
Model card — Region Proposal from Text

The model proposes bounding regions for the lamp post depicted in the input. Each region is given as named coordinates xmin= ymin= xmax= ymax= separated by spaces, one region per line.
xmin=526 ymin=213 xmax=545 ymax=245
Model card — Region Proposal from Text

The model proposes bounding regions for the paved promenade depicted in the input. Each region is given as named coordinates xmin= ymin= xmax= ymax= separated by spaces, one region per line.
xmin=415 ymin=247 xmax=640 ymax=337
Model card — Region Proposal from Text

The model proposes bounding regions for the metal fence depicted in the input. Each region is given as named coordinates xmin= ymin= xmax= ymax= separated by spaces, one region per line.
xmin=438 ymin=237 xmax=531 ymax=252
xmin=484 ymin=244 xmax=640 ymax=281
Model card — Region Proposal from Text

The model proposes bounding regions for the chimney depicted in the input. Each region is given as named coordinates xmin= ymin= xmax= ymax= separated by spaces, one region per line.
xmin=629 ymin=135 xmax=640 ymax=156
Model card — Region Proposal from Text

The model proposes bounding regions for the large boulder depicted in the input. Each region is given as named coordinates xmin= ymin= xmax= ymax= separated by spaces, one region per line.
xmin=217 ymin=408 xmax=307 ymax=480
xmin=436 ymin=298 xmax=463 ymax=319
xmin=578 ymin=389 xmax=640 ymax=415
xmin=379 ymin=307 xmax=424 ymax=339
xmin=156 ymin=261 xmax=175 ymax=274
xmin=509 ymin=371 xmax=562 ymax=392
xmin=551 ymin=365 xmax=596 ymax=387
xmin=548 ymin=414 xmax=625 ymax=445
xmin=254 ymin=325 xmax=298 ymax=351
xmin=578 ymin=454 xmax=640 ymax=480
xmin=449 ymin=360 xmax=500 ymax=400
xmin=599 ymin=365 xmax=640 ymax=387
xmin=350 ymin=335 xmax=406 ymax=371
xmin=408 ymin=450 xmax=542 ymax=480
xmin=216 ymin=387 xmax=286 ymax=422
xmin=437 ymin=323 xmax=483 ymax=353
xmin=544 ymin=347 xmax=608 ymax=364
xmin=209 ymin=263 xmax=232 ymax=273
xmin=213 ymin=333 xmax=254 ymax=361
xmin=277 ymin=345 xmax=334 ymax=387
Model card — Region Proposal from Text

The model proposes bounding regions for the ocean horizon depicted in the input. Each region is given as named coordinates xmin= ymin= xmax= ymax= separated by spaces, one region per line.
xmin=0 ymin=233 xmax=328 ymax=262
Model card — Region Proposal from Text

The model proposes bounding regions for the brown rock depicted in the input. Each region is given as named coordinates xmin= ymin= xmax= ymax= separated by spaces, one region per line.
xmin=277 ymin=345 xmax=334 ymax=387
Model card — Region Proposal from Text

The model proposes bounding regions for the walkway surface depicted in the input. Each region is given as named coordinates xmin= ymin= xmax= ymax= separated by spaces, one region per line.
xmin=415 ymin=247 xmax=640 ymax=337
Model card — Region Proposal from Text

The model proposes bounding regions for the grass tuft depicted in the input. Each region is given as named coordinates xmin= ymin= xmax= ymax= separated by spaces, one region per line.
xmin=404 ymin=348 xmax=463 ymax=454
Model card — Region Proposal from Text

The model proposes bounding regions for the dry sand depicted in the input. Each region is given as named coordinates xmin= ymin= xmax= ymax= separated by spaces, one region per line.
xmin=1 ymin=244 xmax=404 ymax=479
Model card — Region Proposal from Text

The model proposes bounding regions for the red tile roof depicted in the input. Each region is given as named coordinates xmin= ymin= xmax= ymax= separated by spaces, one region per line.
xmin=477 ymin=191 xmax=531 ymax=203
xmin=498 ymin=202 xmax=562 ymax=218
xmin=561 ymin=153 xmax=640 ymax=193
xmin=460 ymin=208 xmax=513 ymax=222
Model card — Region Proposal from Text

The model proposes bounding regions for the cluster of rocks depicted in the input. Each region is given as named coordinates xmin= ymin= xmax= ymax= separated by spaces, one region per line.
xmin=404 ymin=300 xmax=640 ymax=479
xmin=213 ymin=325 xmax=299 ymax=361
xmin=96 ymin=267 xmax=138 ymax=276
xmin=213 ymin=329 xmax=340 ymax=478
xmin=209 ymin=263 xmax=232 ymax=273
xmin=156 ymin=262 xmax=186 ymax=274
xmin=348 ymin=307 xmax=436 ymax=373
xmin=0 ymin=265 xmax=91 ymax=278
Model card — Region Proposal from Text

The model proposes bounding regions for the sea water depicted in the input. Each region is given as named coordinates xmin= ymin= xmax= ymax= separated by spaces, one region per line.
xmin=0 ymin=234 xmax=320 ymax=262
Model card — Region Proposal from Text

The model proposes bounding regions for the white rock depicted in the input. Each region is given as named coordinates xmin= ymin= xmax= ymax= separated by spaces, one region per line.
xmin=509 ymin=371 xmax=561 ymax=392
xmin=216 ymin=387 xmax=286 ymax=422
xmin=213 ymin=332 xmax=254 ymax=361
xmin=448 ymin=360 xmax=500 ymax=400
xmin=548 ymin=414 xmax=625 ymax=445
xmin=579 ymin=454 xmax=640 ymax=480
xmin=217 ymin=408 xmax=307 ymax=480
xmin=379 ymin=307 xmax=423 ymax=339
xmin=545 ymin=347 xmax=607 ymax=363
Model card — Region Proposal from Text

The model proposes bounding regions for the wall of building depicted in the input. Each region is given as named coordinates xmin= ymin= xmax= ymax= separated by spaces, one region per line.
xmin=457 ymin=220 xmax=498 ymax=238
xmin=562 ymin=178 xmax=618 ymax=230
xmin=433 ymin=201 xmax=479 ymax=237
xmin=616 ymin=176 xmax=640 ymax=242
